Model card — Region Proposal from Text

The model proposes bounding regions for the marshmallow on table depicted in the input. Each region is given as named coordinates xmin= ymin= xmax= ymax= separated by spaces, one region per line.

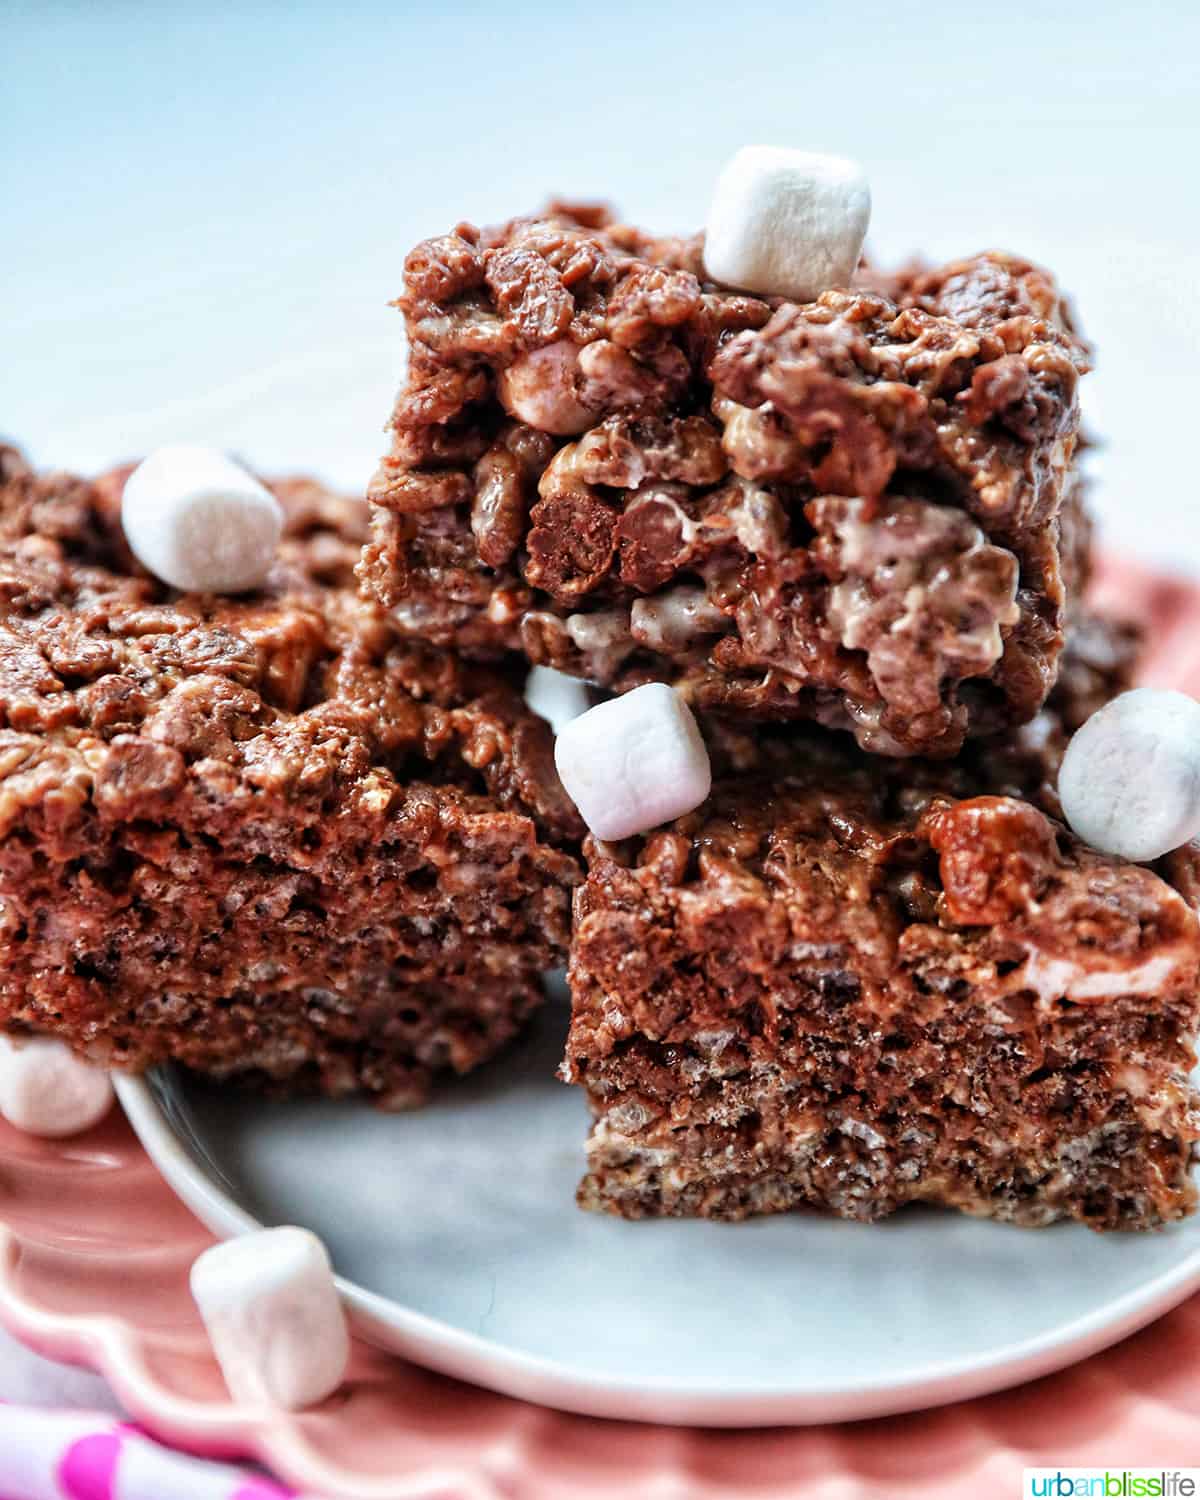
xmin=704 ymin=146 xmax=871 ymax=303
xmin=190 ymin=1226 xmax=350 ymax=1410
xmin=1058 ymin=688 xmax=1200 ymax=861
xmin=0 ymin=1034 xmax=114 ymax=1138
xmin=121 ymin=444 xmax=283 ymax=593
xmin=553 ymin=682 xmax=711 ymax=841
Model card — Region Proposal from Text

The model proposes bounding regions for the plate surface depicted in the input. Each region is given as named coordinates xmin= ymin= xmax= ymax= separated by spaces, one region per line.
xmin=115 ymin=980 xmax=1200 ymax=1429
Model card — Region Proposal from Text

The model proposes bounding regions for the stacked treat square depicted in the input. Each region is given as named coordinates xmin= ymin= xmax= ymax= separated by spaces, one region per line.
xmin=3 ymin=151 xmax=1199 ymax=1239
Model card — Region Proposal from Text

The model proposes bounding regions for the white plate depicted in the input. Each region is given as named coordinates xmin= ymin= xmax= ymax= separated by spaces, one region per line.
xmin=115 ymin=978 xmax=1200 ymax=1428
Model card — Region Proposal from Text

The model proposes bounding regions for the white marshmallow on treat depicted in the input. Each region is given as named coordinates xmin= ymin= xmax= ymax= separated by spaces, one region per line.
xmin=0 ymin=1035 xmax=114 ymax=1138
xmin=553 ymin=682 xmax=711 ymax=841
xmin=496 ymin=340 xmax=597 ymax=435
xmin=1058 ymin=688 xmax=1200 ymax=862
xmin=524 ymin=664 xmax=592 ymax=735
xmin=190 ymin=1226 xmax=350 ymax=1410
xmin=704 ymin=146 xmax=871 ymax=303
xmin=121 ymin=444 xmax=284 ymax=593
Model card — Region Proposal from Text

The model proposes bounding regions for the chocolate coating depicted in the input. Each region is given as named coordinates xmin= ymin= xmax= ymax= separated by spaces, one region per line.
xmin=362 ymin=207 xmax=1087 ymax=757
xmin=563 ymin=620 xmax=1200 ymax=1231
xmin=0 ymin=448 xmax=581 ymax=1107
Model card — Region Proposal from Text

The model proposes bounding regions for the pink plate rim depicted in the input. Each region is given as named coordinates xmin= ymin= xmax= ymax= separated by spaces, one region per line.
xmin=8 ymin=1109 xmax=1200 ymax=1498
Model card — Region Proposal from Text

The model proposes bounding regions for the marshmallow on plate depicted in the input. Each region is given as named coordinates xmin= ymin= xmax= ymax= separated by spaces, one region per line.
xmin=704 ymin=146 xmax=871 ymax=303
xmin=121 ymin=444 xmax=283 ymax=594
xmin=1058 ymin=688 xmax=1200 ymax=861
xmin=553 ymin=682 xmax=711 ymax=841
xmin=190 ymin=1226 xmax=350 ymax=1410
xmin=0 ymin=1035 xmax=114 ymax=1138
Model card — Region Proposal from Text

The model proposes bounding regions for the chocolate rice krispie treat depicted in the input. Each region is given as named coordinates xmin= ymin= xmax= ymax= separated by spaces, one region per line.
xmin=361 ymin=204 xmax=1089 ymax=757
xmin=562 ymin=616 xmax=1200 ymax=1232
xmin=0 ymin=447 xmax=581 ymax=1107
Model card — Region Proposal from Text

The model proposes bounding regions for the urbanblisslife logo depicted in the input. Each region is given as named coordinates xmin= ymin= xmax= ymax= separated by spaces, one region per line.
xmin=1024 ymin=1473 xmax=1200 ymax=1497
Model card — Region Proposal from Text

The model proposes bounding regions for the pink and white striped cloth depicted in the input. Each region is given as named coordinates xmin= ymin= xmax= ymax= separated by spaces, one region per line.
xmin=0 ymin=1407 xmax=317 ymax=1500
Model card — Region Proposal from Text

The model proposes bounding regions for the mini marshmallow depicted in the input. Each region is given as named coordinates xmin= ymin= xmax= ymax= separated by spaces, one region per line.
xmin=496 ymin=340 xmax=597 ymax=435
xmin=122 ymin=444 xmax=283 ymax=593
xmin=524 ymin=664 xmax=592 ymax=735
xmin=553 ymin=682 xmax=711 ymax=841
xmin=190 ymin=1226 xmax=350 ymax=1410
xmin=0 ymin=1035 xmax=114 ymax=1138
xmin=704 ymin=146 xmax=871 ymax=303
xmin=1058 ymin=688 xmax=1200 ymax=862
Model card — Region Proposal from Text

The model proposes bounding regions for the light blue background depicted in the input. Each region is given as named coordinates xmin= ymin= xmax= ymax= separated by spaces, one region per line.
xmin=4 ymin=0 xmax=1200 ymax=566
